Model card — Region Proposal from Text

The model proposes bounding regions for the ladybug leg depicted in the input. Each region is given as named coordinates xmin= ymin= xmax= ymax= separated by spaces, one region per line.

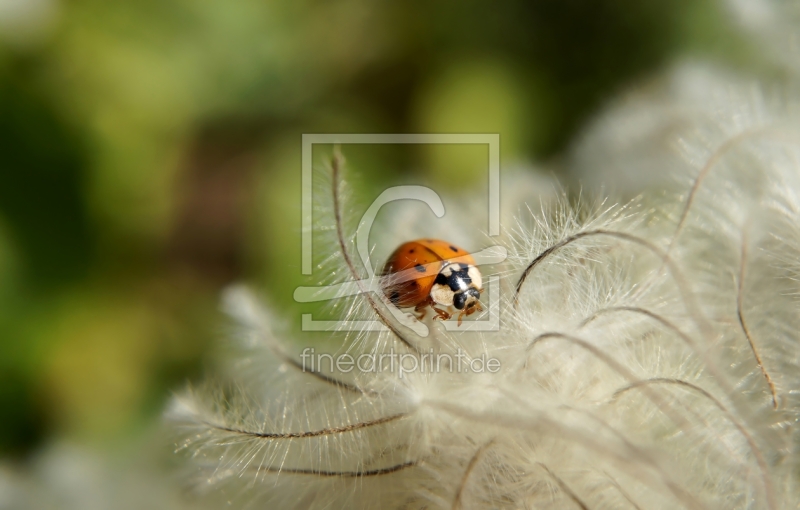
xmin=430 ymin=303 xmax=451 ymax=322
xmin=457 ymin=301 xmax=483 ymax=326
xmin=475 ymin=289 xmax=485 ymax=313
xmin=413 ymin=300 xmax=428 ymax=320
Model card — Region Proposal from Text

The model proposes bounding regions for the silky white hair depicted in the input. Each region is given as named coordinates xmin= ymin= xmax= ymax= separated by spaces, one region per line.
xmin=167 ymin=72 xmax=800 ymax=509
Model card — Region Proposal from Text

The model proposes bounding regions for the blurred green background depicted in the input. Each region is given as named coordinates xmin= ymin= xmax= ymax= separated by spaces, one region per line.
xmin=0 ymin=0 xmax=770 ymax=460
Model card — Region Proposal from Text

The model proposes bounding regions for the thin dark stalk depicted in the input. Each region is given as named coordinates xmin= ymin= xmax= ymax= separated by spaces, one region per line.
xmin=432 ymin=398 xmax=705 ymax=510
xmin=228 ymin=287 xmax=370 ymax=394
xmin=580 ymin=306 xmax=733 ymax=395
xmin=612 ymin=378 xmax=776 ymax=510
xmin=331 ymin=150 xmax=419 ymax=352
xmin=268 ymin=341 xmax=378 ymax=395
xmin=538 ymin=463 xmax=590 ymax=510
xmin=666 ymin=127 xmax=783 ymax=258
xmin=524 ymin=332 xmax=690 ymax=430
xmin=603 ymin=472 xmax=643 ymax=510
xmin=580 ymin=307 xmax=693 ymax=343
xmin=496 ymin=388 xmax=699 ymax=510
xmin=452 ymin=440 xmax=495 ymax=510
xmin=737 ymin=232 xmax=778 ymax=409
xmin=513 ymin=230 xmax=712 ymax=339
xmin=248 ymin=460 xmax=417 ymax=477
xmin=204 ymin=412 xmax=406 ymax=439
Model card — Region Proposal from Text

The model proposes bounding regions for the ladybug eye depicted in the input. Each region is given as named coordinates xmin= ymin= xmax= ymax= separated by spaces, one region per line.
xmin=453 ymin=292 xmax=468 ymax=310
xmin=454 ymin=288 xmax=481 ymax=310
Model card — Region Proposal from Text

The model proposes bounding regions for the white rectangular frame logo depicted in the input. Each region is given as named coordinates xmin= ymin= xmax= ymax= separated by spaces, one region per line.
xmin=300 ymin=133 xmax=500 ymax=332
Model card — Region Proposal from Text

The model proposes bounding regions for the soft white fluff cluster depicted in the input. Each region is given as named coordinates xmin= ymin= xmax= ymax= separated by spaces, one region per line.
xmin=722 ymin=0 xmax=800 ymax=76
xmin=168 ymin=70 xmax=800 ymax=509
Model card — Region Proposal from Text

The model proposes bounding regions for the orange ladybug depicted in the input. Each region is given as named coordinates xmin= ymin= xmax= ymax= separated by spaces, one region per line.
xmin=380 ymin=239 xmax=483 ymax=325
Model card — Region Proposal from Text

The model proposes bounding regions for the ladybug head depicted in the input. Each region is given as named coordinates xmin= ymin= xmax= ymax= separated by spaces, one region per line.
xmin=454 ymin=287 xmax=481 ymax=311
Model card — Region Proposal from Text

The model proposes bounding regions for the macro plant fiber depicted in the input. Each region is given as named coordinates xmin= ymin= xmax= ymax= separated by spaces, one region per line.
xmin=168 ymin=74 xmax=800 ymax=509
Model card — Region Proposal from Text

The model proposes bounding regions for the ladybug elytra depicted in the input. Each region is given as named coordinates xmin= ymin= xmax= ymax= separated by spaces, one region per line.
xmin=380 ymin=239 xmax=483 ymax=326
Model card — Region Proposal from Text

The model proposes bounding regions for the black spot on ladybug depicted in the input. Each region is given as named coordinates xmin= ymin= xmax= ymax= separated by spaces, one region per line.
xmin=409 ymin=249 xmax=415 ymax=254
xmin=390 ymin=291 xmax=401 ymax=305
xmin=414 ymin=264 xmax=426 ymax=273
xmin=444 ymin=267 xmax=472 ymax=291
xmin=449 ymin=245 xmax=458 ymax=252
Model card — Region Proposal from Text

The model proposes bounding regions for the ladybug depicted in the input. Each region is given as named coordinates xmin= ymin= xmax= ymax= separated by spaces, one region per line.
xmin=380 ymin=239 xmax=483 ymax=326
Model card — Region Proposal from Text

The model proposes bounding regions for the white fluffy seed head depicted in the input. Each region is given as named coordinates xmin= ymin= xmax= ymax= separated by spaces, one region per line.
xmin=168 ymin=76 xmax=800 ymax=510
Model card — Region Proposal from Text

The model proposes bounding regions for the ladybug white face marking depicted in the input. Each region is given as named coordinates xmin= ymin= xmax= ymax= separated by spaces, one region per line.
xmin=430 ymin=283 xmax=455 ymax=307
xmin=466 ymin=265 xmax=482 ymax=292
xmin=430 ymin=262 xmax=483 ymax=310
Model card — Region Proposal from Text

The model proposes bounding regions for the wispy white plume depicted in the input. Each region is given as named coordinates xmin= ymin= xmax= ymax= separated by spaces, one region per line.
xmin=721 ymin=0 xmax=800 ymax=76
xmin=168 ymin=72 xmax=800 ymax=509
